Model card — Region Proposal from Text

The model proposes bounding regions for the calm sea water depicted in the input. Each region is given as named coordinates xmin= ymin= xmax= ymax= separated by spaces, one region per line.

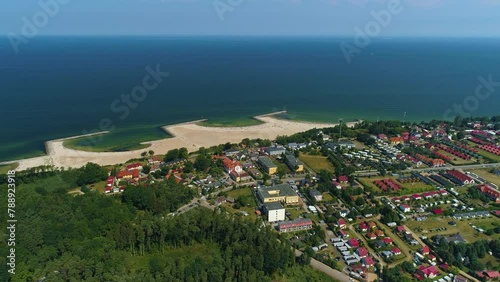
xmin=1 ymin=36 xmax=499 ymax=162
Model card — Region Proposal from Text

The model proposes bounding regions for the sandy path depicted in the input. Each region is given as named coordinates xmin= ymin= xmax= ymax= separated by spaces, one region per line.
xmin=8 ymin=113 xmax=357 ymax=171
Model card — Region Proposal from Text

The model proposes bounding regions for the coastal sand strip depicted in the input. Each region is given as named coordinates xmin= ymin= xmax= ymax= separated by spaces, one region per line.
xmin=10 ymin=113 xmax=356 ymax=171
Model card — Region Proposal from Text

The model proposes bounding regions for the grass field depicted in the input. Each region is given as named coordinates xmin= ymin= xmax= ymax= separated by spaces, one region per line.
xmin=227 ymin=187 xmax=254 ymax=199
xmin=405 ymin=216 xmax=500 ymax=242
xmin=322 ymin=192 xmax=334 ymax=202
xmin=286 ymin=207 xmax=305 ymax=220
xmin=464 ymin=141 xmax=500 ymax=162
xmin=0 ymin=163 xmax=18 ymax=174
xmin=435 ymin=150 xmax=475 ymax=165
xmin=299 ymin=154 xmax=335 ymax=173
xmin=470 ymin=169 xmax=500 ymax=186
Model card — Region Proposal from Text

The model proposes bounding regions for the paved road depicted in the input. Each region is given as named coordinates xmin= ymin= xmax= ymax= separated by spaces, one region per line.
xmin=294 ymin=249 xmax=355 ymax=282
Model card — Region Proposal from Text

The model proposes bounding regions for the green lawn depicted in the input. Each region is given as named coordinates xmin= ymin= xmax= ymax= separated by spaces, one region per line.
xmin=470 ymin=169 xmax=500 ymax=186
xmin=286 ymin=207 xmax=305 ymax=220
xmin=322 ymin=192 xmax=334 ymax=202
xmin=358 ymin=176 xmax=435 ymax=196
xmin=405 ymin=216 xmax=500 ymax=243
xmin=435 ymin=150 xmax=475 ymax=165
xmin=0 ymin=163 xmax=18 ymax=174
xmin=299 ymin=154 xmax=335 ymax=173
xmin=227 ymin=187 xmax=253 ymax=199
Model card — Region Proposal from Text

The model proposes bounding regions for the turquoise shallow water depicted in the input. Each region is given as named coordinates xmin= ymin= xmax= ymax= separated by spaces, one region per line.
xmin=1 ymin=36 xmax=499 ymax=162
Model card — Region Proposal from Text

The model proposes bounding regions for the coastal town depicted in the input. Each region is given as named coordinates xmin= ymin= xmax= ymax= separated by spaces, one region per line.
xmin=81 ymin=117 xmax=500 ymax=282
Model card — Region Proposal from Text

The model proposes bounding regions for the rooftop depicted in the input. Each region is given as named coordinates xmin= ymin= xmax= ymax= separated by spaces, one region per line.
xmin=257 ymin=184 xmax=298 ymax=199
xmin=258 ymin=156 xmax=277 ymax=168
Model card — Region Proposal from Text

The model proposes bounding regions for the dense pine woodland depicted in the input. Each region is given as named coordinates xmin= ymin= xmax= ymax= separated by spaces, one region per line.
xmin=0 ymin=165 xmax=334 ymax=282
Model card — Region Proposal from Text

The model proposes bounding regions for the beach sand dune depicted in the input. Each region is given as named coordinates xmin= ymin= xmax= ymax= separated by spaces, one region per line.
xmin=12 ymin=113 xmax=357 ymax=171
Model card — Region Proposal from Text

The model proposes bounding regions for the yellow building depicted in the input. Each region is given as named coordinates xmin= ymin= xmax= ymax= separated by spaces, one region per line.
xmin=257 ymin=184 xmax=299 ymax=205
xmin=285 ymin=154 xmax=304 ymax=172
xmin=258 ymin=156 xmax=278 ymax=175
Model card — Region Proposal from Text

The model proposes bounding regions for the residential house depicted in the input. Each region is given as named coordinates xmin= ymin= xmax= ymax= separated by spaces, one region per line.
xmin=400 ymin=204 xmax=411 ymax=213
xmin=284 ymin=154 xmax=304 ymax=172
xmin=477 ymin=184 xmax=500 ymax=203
xmin=391 ymin=247 xmax=401 ymax=255
xmin=337 ymin=218 xmax=347 ymax=229
xmin=116 ymin=170 xmax=140 ymax=182
xmin=278 ymin=218 xmax=313 ymax=233
xmin=327 ymin=141 xmax=355 ymax=150
xmin=265 ymin=145 xmax=286 ymax=156
xmin=347 ymin=238 xmax=359 ymax=248
xmin=309 ymin=189 xmax=322 ymax=201
xmin=258 ymin=156 xmax=278 ymax=175
xmin=126 ymin=163 xmax=143 ymax=171
xmin=415 ymin=265 xmax=439 ymax=279
xmin=356 ymin=247 xmax=368 ymax=258
xmin=361 ymin=257 xmax=374 ymax=267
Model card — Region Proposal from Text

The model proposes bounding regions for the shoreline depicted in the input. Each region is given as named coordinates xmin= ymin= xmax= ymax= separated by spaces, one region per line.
xmin=3 ymin=112 xmax=357 ymax=171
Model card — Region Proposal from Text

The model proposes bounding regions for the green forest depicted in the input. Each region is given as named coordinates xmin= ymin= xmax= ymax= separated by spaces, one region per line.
xmin=0 ymin=166 xmax=336 ymax=282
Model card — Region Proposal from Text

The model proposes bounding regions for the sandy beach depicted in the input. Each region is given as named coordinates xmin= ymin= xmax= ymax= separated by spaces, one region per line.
xmin=8 ymin=113 xmax=357 ymax=171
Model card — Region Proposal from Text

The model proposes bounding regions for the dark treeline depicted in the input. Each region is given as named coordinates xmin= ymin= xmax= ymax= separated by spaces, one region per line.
xmin=0 ymin=173 xmax=295 ymax=282
xmin=0 ymin=163 xmax=107 ymax=188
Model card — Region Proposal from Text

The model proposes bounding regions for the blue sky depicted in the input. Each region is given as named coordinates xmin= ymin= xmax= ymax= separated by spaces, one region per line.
xmin=2 ymin=0 xmax=500 ymax=36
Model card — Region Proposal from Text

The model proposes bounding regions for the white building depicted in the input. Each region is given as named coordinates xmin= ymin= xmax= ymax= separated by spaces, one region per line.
xmin=263 ymin=202 xmax=286 ymax=222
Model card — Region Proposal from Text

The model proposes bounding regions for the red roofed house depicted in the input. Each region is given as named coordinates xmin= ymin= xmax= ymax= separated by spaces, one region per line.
xmin=339 ymin=229 xmax=349 ymax=238
xmin=116 ymin=170 xmax=140 ymax=181
xmin=439 ymin=189 xmax=448 ymax=196
xmin=390 ymin=137 xmax=404 ymax=145
xmin=433 ymin=209 xmax=443 ymax=215
xmin=368 ymin=221 xmax=377 ymax=230
xmin=106 ymin=176 xmax=114 ymax=187
xmin=126 ymin=163 xmax=143 ymax=171
xmin=375 ymin=230 xmax=385 ymax=237
xmin=391 ymin=247 xmax=401 ymax=255
xmin=397 ymin=226 xmax=406 ymax=233
xmin=432 ymin=159 xmax=445 ymax=167
xmin=447 ymin=170 xmax=474 ymax=185
xmin=366 ymin=233 xmax=377 ymax=240
xmin=477 ymin=184 xmax=500 ymax=203
xmin=421 ymin=245 xmax=430 ymax=255
xmin=475 ymin=270 xmax=500 ymax=280
xmin=348 ymin=238 xmax=359 ymax=248
xmin=362 ymin=256 xmax=374 ymax=267
xmin=339 ymin=175 xmax=349 ymax=184
xmin=356 ymin=247 xmax=368 ymax=258
xmin=359 ymin=221 xmax=369 ymax=232
xmin=383 ymin=237 xmax=393 ymax=245
xmin=338 ymin=218 xmax=346 ymax=229
xmin=413 ymin=194 xmax=422 ymax=200
xmin=415 ymin=265 xmax=439 ymax=279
